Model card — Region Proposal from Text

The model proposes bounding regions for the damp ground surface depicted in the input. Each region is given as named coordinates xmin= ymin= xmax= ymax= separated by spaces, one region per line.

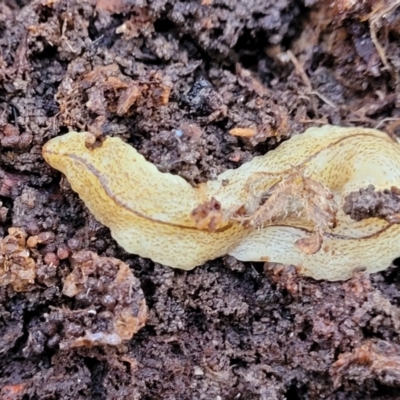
xmin=1 ymin=0 xmax=400 ymax=399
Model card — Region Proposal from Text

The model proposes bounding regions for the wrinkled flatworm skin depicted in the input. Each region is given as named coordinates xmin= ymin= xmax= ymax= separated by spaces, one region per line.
xmin=43 ymin=125 xmax=400 ymax=281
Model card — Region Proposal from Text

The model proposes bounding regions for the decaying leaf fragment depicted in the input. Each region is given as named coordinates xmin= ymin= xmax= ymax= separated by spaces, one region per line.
xmin=0 ymin=228 xmax=36 ymax=292
xmin=331 ymin=340 xmax=400 ymax=388
xmin=229 ymin=127 xmax=257 ymax=138
xmin=43 ymin=125 xmax=400 ymax=281
xmin=58 ymin=251 xmax=147 ymax=348
xmin=82 ymin=65 xmax=172 ymax=116
xmin=56 ymin=63 xmax=172 ymax=127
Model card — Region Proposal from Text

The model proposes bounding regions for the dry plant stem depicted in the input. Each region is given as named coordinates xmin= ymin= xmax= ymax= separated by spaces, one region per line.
xmin=286 ymin=50 xmax=337 ymax=110
xmin=365 ymin=1 xmax=400 ymax=82
xmin=43 ymin=125 xmax=400 ymax=281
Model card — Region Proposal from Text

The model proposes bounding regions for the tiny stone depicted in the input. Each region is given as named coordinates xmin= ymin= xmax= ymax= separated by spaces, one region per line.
xmin=27 ymin=236 xmax=39 ymax=247
xmin=193 ymin=366 xmax=204 ymax=376
xmin=38 ymin=231 xmax=55 ymax=244
xmin=44 ymin=252 xmax=59 ymax=266
xmin=47 ymin=334 xmax=61 ymax=348
xmin=57 ymin=246 xmax=70 ymax=260
xmin=67 ymin=238 xmax=80 ymax=251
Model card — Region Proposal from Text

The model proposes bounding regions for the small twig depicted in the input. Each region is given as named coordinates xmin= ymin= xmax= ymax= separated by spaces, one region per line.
xmin=366 ymin=1 xmax=400 ymax=82
xmin=375 ymin=117 xmax=400 ymax=129
xmin=287 ymin=50 xmax=312 ymax=90
xmin=309 ymin=91 xmax=338 ymax=110
xmin=287 ymin=50 xmax=338 ymax=110
xmin=299 ymin=118 xmax=329 ymax=124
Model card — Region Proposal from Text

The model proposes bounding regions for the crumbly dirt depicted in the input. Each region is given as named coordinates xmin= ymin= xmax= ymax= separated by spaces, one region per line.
xmin=344 ymin=185 xmax=400 ymax=223
xmin=1 ymin=0 xmax=400 ymax=399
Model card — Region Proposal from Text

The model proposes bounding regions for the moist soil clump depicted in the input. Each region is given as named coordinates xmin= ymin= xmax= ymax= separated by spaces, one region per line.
xmin=1 ymin=0 xmax=400 ymax=399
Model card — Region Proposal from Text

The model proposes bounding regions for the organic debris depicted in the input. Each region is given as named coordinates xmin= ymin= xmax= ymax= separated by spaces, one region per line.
xmin=343 ymin=184 xmax=400 ymax=222
xmin=180 ymin=77 xmax=227 ymax=122
xmin=229 ymin=127 xmax=257 ymax=138
xmin=95 ymin=0 xmax=133 ymax=13
xmin=57 ymin=251 xmax=147 ymax=348
xmin=364 ymin=0 xmax=400 ymax=82
xmin=332 ymin=340 xmax=400 ymax=388
xmin=57 ymin=63 xmax=172 ymax=126
xmin=116 ymin=8 xmax=155 ymax=39
xmin=191 ymin=197 xmax=225 ymax=232
xmin=0 ymin=228 xmax=36 ymax=292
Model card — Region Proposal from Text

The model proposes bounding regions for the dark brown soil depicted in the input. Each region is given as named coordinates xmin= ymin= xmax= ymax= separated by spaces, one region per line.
xmin=1 ymin=0 xmax=400 ymax=399
xmin=344 ymin=185 xmax=400 ymax=222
